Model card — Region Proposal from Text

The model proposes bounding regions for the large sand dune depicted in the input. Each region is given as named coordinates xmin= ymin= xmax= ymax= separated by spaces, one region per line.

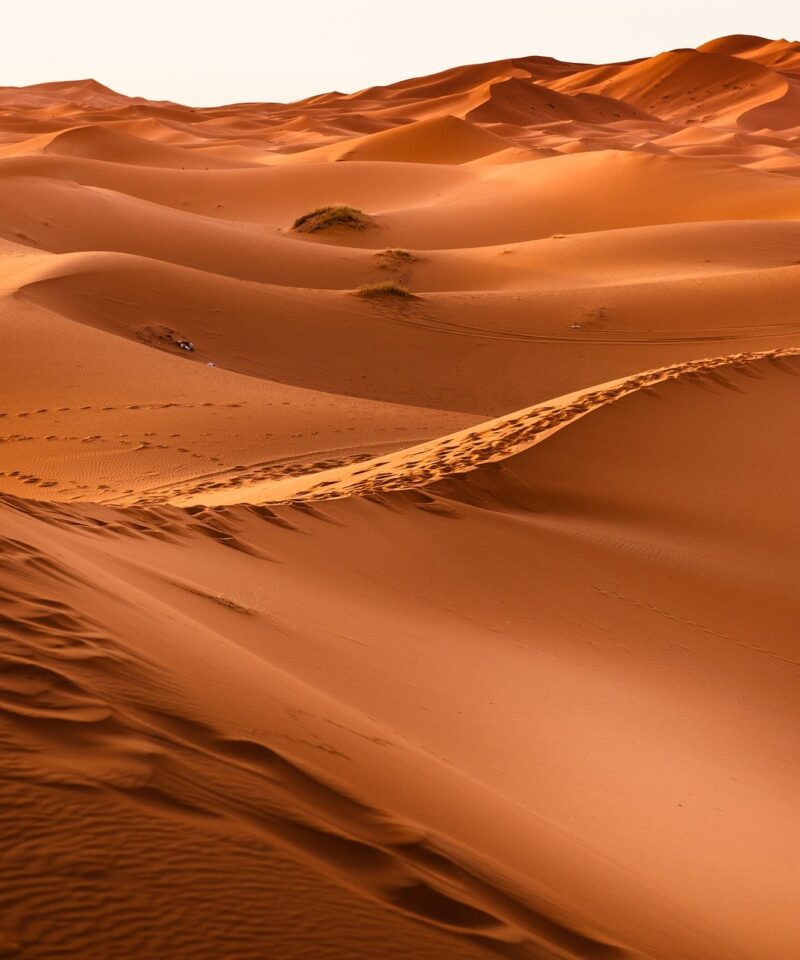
xmin=0 ymin=35 xmax=799 ymax=960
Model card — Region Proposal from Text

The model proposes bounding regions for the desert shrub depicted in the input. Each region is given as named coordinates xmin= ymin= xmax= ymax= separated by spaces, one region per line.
xmin=376 ymin=248 xmax=418 ymax=263
xmin=354 ymin=281 xmax=413 ymax=299
xmin=293 ymin=205 xmax=371 ymax=233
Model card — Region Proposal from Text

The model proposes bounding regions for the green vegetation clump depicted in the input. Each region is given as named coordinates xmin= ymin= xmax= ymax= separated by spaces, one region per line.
xmin=354 ymin=281 xmax=414 ymax=299
xmin=293 ymin=205 xmax=371 ymax=233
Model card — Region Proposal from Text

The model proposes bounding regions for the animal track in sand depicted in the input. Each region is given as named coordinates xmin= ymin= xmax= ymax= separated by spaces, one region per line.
xmin=0 ymin=402 xmax=249 ymax=420
xmin=123 ymin=450 xmax=382 ymax=507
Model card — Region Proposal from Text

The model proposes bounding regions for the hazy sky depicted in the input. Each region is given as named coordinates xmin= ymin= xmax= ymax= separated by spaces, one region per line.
xmin=1 ymin=0 xmax=798 ymax=106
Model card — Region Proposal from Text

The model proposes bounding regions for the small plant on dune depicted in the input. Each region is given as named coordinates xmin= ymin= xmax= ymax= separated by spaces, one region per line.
xmin=354 ymin=281 xmax=414 ymax=299
xmin=375 ymin=248 xmax=418 ymax=264
xmin=292 ymin=205 xmax=372 ymax=233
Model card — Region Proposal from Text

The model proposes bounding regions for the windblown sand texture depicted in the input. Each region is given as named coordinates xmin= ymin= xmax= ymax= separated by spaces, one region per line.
xmin=1 ymin=35 xmax=800 ymax=960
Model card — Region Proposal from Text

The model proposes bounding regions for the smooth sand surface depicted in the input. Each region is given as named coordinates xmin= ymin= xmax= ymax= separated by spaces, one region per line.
xmin=1 ymin=35 xmax=799 ymax=960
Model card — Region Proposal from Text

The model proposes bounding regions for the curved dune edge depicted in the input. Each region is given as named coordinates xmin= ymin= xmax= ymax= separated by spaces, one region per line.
xmin=168 ymin=346 xmax=800 ymax=507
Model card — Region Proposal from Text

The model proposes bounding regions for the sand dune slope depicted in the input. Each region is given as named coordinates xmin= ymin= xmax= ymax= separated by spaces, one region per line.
xmin=0 ymin=123 xmax=253 ymax=168
xmin=465 ymin=76 xmax=656 ymax=125
xmin=548 ymin=49 xmax=795 ymax=126
xmin=1 ymin=350 xmax=798 ymax=960
xmin=297 ymin=115 xmax=513 ymax=164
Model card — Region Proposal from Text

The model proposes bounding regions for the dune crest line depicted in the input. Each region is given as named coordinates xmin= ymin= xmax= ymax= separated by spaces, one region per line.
xmin=169 ymin=346 xmax=800 ymax=507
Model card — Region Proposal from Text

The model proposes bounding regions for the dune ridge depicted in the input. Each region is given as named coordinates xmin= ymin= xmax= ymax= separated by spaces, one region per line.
xmin=168 ymin=346 xmax=800 ymax=507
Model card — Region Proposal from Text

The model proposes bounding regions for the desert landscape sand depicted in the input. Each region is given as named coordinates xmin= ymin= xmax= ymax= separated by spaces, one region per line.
xmin=1 ymin=34 xmax=799 ymax=960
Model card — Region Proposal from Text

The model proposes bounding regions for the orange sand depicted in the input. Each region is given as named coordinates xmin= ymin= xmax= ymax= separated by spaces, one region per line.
xmin=1 ymin=36 xmax=799 ymax=960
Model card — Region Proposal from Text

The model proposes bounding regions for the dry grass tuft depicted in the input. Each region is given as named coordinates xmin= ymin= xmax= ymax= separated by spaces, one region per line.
xmin=376 ymin=248 xmax=418 ymax=263
xmin=293 ymin=205 xmax=372 ymax=233
xmin=354 ymin=281 xmax=414 ymax=299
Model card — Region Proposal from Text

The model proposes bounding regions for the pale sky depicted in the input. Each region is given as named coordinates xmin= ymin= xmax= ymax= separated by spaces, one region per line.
xmin=1 ymin=0 xmax=798 ymax=106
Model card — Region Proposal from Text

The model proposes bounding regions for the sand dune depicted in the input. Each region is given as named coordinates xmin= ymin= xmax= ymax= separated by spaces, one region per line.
xmin=1 ymin=34 xmax=799 ymax=960
xmin=348 ymin=151 xmax=800 ymax=248
xmin=2 ymin=349 xmax=798 ymax=960
xmin=700 ymin=34 xmax=800 ymax=76
xmin=466 ymin=76 xmax=656 ymax=125
xmin=549 ymin=49 xmax=793 ymax=124
xmin=295 ymin=115 xmax=513 ymax=164
xmin=0 ymin=124 xmax=252 ymax=168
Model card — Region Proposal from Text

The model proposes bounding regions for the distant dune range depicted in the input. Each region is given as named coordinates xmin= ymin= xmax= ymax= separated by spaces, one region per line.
xmin=0 ymin=35 xmax=799 ymax=960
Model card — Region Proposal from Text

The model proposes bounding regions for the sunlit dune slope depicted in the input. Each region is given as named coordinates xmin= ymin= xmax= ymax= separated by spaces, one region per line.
xmin=294 ymin=115 xmax=513 ymax=164
xmin=0 ymin=123 xmax=255 ymax=168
